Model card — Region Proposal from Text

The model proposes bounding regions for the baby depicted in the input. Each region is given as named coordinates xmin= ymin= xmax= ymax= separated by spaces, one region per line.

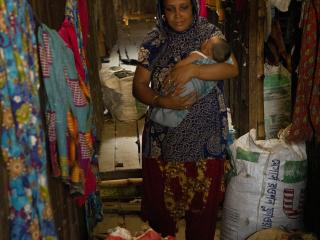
xmin=150 ymin=37 xmax=233 ymax=127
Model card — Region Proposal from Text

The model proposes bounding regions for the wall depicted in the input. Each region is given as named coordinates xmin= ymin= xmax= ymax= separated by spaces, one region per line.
xmin=96 ymin=0 xmax=118 ymax=57
xmin=0 ymin=143 xmax=9 ymax=240
xmin=113 ymin=0 xmax=157 ymax=20
xmin=29 ymin=0 xmax=66 ymax=30
xmin=208 ymin=4 xmax=250 ymax=137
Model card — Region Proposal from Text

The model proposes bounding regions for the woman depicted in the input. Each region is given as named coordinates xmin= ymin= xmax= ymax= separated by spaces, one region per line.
xmin=132 ymin=0 xmax=238 ymax=239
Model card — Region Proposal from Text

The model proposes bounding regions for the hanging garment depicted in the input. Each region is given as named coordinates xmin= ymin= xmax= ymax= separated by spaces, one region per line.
xmin=38 ymin=24 xmax=96 ymax=197
xmin=61 ymin=0 xmax=90 ymax=88
xmin=59 ymin=19 xmax=87 ymax=87
xmin=288 ymin=0 xmax=320 ymax=142
xmin=199 ymin=0 xmax=207 ymax=17
xmin=0 ymin=1 xmax=57 ymax=239
xmin=78 ymin=0 xmax=89 ymax=48
xmin=309 ymin=0 xmax=320 ymax=141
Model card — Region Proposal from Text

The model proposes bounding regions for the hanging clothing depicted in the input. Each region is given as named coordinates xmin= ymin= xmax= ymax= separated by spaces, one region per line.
xmin=0 ymin=1 xmax=57 ymax=239
xmin=78 ymin=0 xmax=89 ymax=48
xmin=61 ymin=0 xmax=90 ymax=88
xmin=137 ymin=0 xmax=227 ymax=238
xmin=199 ymin=0 xmax=207 ymax=17
xmin=38 ymin=24 xmax=95 ymax=197
xmin=288 ymin=0 xmax=320 ymax=142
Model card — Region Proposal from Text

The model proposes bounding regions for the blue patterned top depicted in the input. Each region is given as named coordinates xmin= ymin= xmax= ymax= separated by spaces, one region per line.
xmin=138 ymin=5 xmax=228 ymax=162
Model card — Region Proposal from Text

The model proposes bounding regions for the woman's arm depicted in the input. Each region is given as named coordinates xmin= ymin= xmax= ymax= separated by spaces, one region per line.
xmin=175 ymin=52 xmax=203 ymax=68
xmin=170 ymin=52 xmax=239 ymax=89
xmin=132 ymin=65 xmax=157 ymax=106
xmin=132 ymin=65 xmax=198 ymax=110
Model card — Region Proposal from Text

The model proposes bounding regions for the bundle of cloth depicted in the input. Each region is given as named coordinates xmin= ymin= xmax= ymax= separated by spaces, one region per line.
xmin=106 ymin=226 xmax=175 ymax=240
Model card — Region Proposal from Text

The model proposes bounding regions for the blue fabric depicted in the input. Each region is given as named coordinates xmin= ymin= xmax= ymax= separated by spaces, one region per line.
xmin=150 ymin=57 xmax=232 ymax=127
xmin=0 ymin=1 xmax=57 ymax=239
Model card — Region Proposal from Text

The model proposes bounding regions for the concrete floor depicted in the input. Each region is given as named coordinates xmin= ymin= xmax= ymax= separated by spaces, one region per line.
xmin=98 ymin=118 xmax=144 ymax=172
xmin=98 ymin=18 xmax=154 ymax=172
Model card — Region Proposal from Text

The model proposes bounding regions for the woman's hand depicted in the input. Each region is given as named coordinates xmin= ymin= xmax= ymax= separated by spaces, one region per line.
xmin=158 ymin=88 xmax=198 ymax=110
xmin=133 ymin=66 xmax=198 ymax=110
xmin=162 ymin=64 xmax=197 ymax=94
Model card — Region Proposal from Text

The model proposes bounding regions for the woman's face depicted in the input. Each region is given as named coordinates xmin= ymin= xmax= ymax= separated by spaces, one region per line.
xmin=163 ymin=0 xmax=194 ymax=32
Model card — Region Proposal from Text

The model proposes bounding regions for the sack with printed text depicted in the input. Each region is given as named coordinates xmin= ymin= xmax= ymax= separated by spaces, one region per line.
xmin=221 ymin=129 xmax=306 ymax=240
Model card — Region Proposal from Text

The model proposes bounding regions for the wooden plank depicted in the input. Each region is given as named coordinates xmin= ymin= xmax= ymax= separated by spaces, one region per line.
xmin=221 ymin=4 xmax=250 ymax=137
xmin=100 ymin=178 xmax=142 ymax=187
xmin=248 ymin=0 xmax=258 ymax=135
xmin=103 ymin=201 xmax=141 ymax=214
xmin=87 ymin=0 xmax=105 ymax=141
xmin=97 ymin=0 xmax=118 ymax=57
xmin=30 ymin=0 xmax=66 ymax=30
xmin=100 ymin=169 xmax=142 ymax=181
xmin=0 ymin=104 xmax=9 ymax=240
xmin=0 ymin=150 xmax=9 ymax=240
xmin=256 ymin=0 xmax=266 ymax=139
xmin=239 ymin=12 xmax=250 ymax=136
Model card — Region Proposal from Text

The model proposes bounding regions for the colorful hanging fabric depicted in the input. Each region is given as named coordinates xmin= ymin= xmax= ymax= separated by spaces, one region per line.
xmin=309 ymin=0 xmax=320 ymax=141
xmin=61 ymin=0 xmax=90 ymax=87
xmin=0 ymin=0 xmax=57 ymax=239
xmin=199 ymin=0 xmax=207 ymax=17
xmin=38 ymin=24 xmax=95 ymax=196
xmin=78 ymin=0 xmax=89 ymax=48
xmin=288 ymin=0 xmax=320 ymax=142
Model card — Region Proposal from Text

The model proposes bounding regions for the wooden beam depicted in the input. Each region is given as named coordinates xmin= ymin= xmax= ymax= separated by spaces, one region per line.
xmin=249 ymin=0 xmax=266 ymax=139
xmin=256 ymin=0 xmax=266 ymax=139
xmin=248 ymin=0 xmax=258 ymax=133
xmin=87 ymin=0 xmax=105 ymax=141
xmin=0 ymin=105 xmax=9 ymax=240
xmin=100 ymin=178 xmax=142 ymax=188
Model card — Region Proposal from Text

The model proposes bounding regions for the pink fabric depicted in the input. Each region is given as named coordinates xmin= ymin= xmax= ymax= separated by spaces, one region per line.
xmin=199 ymin=0 xmax=207 ymax=17
xmin=59 ymin=19 xmax=86 ymax=82
xmin=78 ymin=0 xmax=89 ymax=48
xmin=106 ymin=237 xmax=126 ymax=240
xmin=76 ymin=167 xmax=97 ymax=205
xmin=135 ymin=229 xmax=162 ymax=240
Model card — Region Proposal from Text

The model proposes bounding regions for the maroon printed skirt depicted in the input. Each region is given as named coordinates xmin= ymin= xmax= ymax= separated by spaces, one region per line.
xmin=141 ymin=156 xmax=225 ymax=240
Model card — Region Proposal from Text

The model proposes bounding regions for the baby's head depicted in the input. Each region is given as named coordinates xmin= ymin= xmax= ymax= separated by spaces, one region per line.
xmin=201 ymin=37 xmax=231 ymax=62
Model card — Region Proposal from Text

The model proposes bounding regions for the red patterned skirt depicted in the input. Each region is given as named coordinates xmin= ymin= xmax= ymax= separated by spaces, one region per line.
xmin=141 ymin=157 xmax=225 ymax=240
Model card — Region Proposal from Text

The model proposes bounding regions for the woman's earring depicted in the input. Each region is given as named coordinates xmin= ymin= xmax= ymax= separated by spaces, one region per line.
xmin=162 ymin=14 xmax=166 ymax=22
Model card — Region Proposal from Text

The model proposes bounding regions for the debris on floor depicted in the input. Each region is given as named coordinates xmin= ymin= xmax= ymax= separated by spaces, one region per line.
xmin=106 ymin=226 xmax=175 ymax=240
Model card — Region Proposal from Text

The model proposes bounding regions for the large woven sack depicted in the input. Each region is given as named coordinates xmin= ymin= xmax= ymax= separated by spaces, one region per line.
xmin=221 ymin=129 xmax=306 ymax=240
xmin=100 ymin=67 xmax=147 ymax=121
